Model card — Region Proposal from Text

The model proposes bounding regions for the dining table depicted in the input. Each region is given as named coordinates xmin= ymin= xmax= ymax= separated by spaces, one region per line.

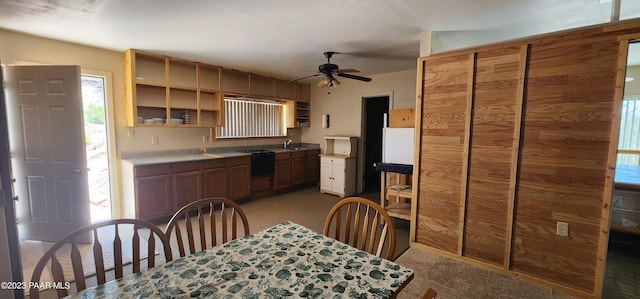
xmin=67 ymin=221 xmax=414 ymax=298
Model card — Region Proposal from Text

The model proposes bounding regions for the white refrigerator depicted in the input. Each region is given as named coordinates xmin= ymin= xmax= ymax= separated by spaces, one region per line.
xmin=382 ymin=127 xmax=414 ymax=165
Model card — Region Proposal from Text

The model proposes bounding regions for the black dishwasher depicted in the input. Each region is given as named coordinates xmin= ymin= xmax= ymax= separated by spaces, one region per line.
xmin=237 ymin=149 xmax=275 ymax=176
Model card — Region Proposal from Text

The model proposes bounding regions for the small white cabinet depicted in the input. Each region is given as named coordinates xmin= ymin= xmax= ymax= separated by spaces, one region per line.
xmin=320 ymin=156 xmax=356 ymax=197
xmin=320 ymin=136 xmax=357 ymax=197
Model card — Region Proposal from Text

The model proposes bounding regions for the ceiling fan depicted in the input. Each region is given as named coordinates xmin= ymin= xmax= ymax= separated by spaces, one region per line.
xmin=292 ymin=51 xmax=372 ymax=88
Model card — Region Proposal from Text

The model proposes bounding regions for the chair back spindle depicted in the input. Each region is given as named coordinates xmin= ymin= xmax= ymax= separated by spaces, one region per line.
xmin=323 ymin=197 xmax=396 ymax=260
xmin=165 ymin=197 xmax=250 ymax=258
xmin=29 ymin=219 xmax=172 ymax=299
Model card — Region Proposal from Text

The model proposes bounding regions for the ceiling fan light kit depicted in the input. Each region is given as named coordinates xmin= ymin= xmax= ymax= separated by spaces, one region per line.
xmin=292 ymin=51 xmax=372 ymax=93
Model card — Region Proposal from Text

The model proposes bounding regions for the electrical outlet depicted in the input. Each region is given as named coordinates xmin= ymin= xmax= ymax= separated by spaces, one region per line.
xmin=556 ymin=222 xmax=569 ymax=237
xmin=151 ymin=136 xmax=158 ymax=145
xmin=203 ymin=135 xmax=208 ymax=143
xmin=127 ymin=128 xmax=135 ymax=137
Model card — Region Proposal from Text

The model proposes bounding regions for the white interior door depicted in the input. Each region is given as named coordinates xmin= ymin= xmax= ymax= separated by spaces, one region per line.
xmin=5 ymin=65 xmax=91 ymax=242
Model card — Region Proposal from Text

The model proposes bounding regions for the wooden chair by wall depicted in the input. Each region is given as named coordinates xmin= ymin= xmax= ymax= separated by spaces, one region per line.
xmin=323 ymin=197 xmax=396 ymax=260
xmin=164 ymin=197 xmax=250 ymax=258
xmin=29 ymin=219 xmax=172 ymax=299
xmin=421 ymin=287 xmax=438 ymax=299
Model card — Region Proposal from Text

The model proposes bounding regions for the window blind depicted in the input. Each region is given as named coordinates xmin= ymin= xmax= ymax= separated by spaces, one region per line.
xmin=215 ymin=98 xmax=285 ymax=138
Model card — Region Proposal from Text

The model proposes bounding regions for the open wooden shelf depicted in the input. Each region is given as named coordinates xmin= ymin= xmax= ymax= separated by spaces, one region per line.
xmin=380 ymin=170 xmax=412 ymax=221
xmin=125 ymin=49 xmax=311 ymax=128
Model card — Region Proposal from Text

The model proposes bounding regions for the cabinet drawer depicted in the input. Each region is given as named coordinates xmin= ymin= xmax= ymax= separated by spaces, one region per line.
xmin=276 ymin=152 xmax=291 ymax=160
xmin=321 ymin=157 xmax=345 ymax=166
xmin=291 ymin=151 xmax=306 ymax=159
xmin=203 ymin=158 xmax=228 ymax=169
xmin=251 ymin=176 xmax=271 ymax=192
xmin=613 ymin=189 xmax=640 ymax=211
xmin=134 ymin=164 xmax=171 ymax=177
xmin=172 ymin=161 xmax=202 ymax=173
xmin=229 ymin=156 xmax=251 ymax=166
xmin=306 ymin=149 xmax=320 ymax=157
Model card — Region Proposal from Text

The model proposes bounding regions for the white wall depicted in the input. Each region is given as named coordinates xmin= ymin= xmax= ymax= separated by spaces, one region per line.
xmin=301 ymin=69 xmax=417 ymax=191
xmin=301 ymin=69 xmax=416 ymax=146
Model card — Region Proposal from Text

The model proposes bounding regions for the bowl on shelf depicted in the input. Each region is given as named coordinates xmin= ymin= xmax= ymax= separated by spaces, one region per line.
xmin=170 ymin=118 xmax=184 ymax=124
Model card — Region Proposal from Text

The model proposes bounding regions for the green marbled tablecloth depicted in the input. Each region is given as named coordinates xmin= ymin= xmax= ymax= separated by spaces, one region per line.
xmin=69 ymin=221 xmax=414 ymax=299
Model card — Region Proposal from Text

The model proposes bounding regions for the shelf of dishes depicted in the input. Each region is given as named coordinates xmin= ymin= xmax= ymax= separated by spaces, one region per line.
xmin=135 ymin=107 xmax=222 ymax=127
xmin=139 ymin=117 xmax=187 ymax=125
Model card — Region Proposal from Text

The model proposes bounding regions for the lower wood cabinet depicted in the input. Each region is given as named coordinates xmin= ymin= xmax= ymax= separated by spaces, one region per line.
xmin=291 ymin=151 xmax=306 ymax=186
xmin=172 ymin=161 xmax=203 ymax=210
xmin=305 ymin=150 xmax=320 ymax=183
xmin=124 ymin=156 xmax=251 ymax=221
xmin=132 ymin=164 xmax=173 ymax=221
xmin=274 ymin=152 xmax=292 ymax=191
xmin=275 ymin=150 xmax=319 ymax=191
xmin=123 ymin=150 xmax=318 ymax=221
xmin=203 ymin=159 xmax=229 ymax=198
xmin=229 ymin=157 xmax=251 ymax=199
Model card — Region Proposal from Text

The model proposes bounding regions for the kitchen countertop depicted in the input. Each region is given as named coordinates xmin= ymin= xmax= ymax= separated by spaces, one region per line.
xmin=121 ymin=144 xmax=320 ymax=166
xmin=615 ymin=164 xmax=640 ymax=191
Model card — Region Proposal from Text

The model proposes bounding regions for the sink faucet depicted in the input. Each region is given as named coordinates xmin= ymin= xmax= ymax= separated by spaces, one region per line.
xmin=284 ymin=139 xmax=292 ymax=149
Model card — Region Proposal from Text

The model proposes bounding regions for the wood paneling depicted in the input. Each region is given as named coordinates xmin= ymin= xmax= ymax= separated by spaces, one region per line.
xmin=511 ymin=38 xmax=618 ymax=293
xmin=464 ymin=46 xmax=523 ymax=266
xmin=415 ymin=20 xmax=639 ymax=298
xmin=416 ymin=53 xmax=472 ymax=254
xmin=389 ymin=108 xmax=415 ymax=128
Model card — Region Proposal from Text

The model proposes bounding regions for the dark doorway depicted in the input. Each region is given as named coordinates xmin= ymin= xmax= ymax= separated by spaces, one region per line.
xmin=362 ymin=96 xmax=389 ymax=192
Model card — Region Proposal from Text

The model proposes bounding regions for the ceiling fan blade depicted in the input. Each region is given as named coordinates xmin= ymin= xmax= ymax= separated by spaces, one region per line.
xmin=336 ymin=68 xmax=360 ymax=73
xmin=288 ymin=73 xmax=323 ymax=82
xmin=337 ymin=73 xmax=372 ymax=82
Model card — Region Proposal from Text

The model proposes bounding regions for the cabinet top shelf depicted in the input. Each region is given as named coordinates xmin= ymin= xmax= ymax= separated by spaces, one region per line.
xmin=323 ymin=136 xmax=357 ymax=157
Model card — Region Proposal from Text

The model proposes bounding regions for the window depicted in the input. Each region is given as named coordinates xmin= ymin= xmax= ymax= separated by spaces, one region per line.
xmin=617 ymin=96 xmax=640 ymax=165
xmin=215 ymin=98 xmax=285 ymax=138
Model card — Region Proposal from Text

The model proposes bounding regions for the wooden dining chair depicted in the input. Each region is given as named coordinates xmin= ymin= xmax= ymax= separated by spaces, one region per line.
xmin=29 ymin=218 xmax=172 ymax=299
xmin=164 ymin=197 xmax=250 ymax=258
xmin=323 ymin=197 xmax=396 ymax=260
xmin=421 ymin=287 xmax=438 ymax=299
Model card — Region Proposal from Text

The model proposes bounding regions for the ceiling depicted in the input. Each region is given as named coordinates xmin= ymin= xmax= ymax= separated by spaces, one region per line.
xmin=0 ymin=0 xmax=637 ymax=82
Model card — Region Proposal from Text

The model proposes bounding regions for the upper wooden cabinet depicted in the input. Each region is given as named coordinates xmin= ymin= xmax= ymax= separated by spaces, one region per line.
xmin=221 ymin=68 xmax=249 ymax=94
xmin=124 ymin=49 xmax=311 ymax=128
xmin=286 ymin=101 xmax=310 ymax=128
xmin=274 ymin=79 xmax=295 ymax=99
xmin=250 ymin=73 xmax=274 ymax=98
xmin=295 ymin=82 xmax=311 ymax=103
xmin=124 ymin=49 xmax=223 ymax=128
